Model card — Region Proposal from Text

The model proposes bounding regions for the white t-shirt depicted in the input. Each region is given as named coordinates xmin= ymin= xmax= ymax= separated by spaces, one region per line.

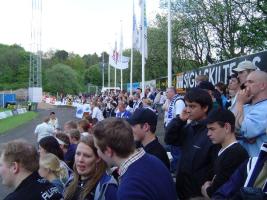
xmin=48 ymin=118 xmax=59 ymax=130
xmin=92 ymin=107 xmax=104 ymax=122
xmin=34 ymin=122 xmax=54 ymax=142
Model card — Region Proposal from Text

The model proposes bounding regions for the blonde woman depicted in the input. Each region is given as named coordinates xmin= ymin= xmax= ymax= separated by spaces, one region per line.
xmin=39 ymin=153 xmax=66 ymax=194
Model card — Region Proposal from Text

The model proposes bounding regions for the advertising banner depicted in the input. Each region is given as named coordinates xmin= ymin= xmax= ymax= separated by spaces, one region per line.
xmin=182 ymin=51 xmax=267 ymax=88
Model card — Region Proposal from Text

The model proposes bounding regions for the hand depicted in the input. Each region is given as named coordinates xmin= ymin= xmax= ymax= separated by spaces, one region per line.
xmin=236 ymin=89 xmax=252 ymax=105
xmin=179 ymin=107 xmax=189 ymax=121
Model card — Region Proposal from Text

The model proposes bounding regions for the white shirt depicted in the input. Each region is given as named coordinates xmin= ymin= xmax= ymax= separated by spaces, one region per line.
xmin=48 ymin=118 xmax=59 ymax=130
xmin=34 ymin=122 xmax=54 ymax=142
xmin=92 ymin=107 xmax=104 ymax=121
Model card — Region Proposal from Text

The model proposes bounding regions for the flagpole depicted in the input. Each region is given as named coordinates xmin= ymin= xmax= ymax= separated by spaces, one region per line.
xmin=102 ymin=52 xmax=104 ymax=88
xmin=115 ymin=68 xmax=116 ymax=88
xmin=108 ymin=64 xmax=110 ymax=92
xmin=167 ymin=0 xmax=172 ymax=87
xmin=130 ymin=47 xmax=133 ymax=95
xmin=120 ymin=20 xmax=123 ymax=91
xmin=130 ymin=0 xmax=134 ymax=96
xmin=141 ymin=0 xmax=145 ymax=97
xmin=121 ymin=69 xmax=123 ymax=91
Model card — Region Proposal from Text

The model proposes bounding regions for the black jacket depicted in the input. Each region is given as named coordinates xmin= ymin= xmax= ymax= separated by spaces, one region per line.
xmin=144 ymin=137 xmax=170 ymax=170
xmin=165 ymin=116 xmax=220 ymax=199
xmin=4 ymin=172 xmax=63 ymax=200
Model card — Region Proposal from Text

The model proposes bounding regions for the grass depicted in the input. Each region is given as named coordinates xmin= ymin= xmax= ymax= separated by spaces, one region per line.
xmin=0 ymin=112 xmax=38 ymax=134
xmin=0 ymin=108 xmax=7 ymax=112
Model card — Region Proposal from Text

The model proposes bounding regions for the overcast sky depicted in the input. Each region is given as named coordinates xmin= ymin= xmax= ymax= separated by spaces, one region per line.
xmin=0 ymin=0 xmax=161 ymax=56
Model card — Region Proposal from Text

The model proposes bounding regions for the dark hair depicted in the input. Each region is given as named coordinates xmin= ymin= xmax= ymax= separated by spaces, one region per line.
xmin=78 ymin=119 xmax=91 ymax=132
xmin=207 ymin=109 xmax=235 ymax=132
xmin=56 ymin=133 xmax=70 ymax=147
xmin=50 ymin=112 xmax=55 ymax=115
xmin=140 ymin=123 xmax=156 ymax=133
xmin=39 ymin=136 xmax=64 ymax=160
xmin=0 ymin=139 xmax=39 ymax=172
xmin=184 ymin=88 xmax=213 ymax=113
xmin=136 ymin=87 xmax=142 ymax=92
xmin=93 ymin=118 xmax=135 ymax=158
xmin=215 ymin=82 xmax=227 ymax=95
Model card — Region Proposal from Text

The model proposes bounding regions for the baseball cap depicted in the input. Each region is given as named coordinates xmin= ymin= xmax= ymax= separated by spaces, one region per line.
xmin=206 ymin=109 xmax=235 ymax=126
xmin=197 ymin=81 xmax=215 ymax=91
xmin=232 ymin=60 xmax=257 ymax=72
xmin=127 ymin=108 xmax=157 ymax=126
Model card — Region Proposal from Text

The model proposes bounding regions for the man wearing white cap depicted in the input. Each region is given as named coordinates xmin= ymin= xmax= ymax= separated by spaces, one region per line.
xmin=233 ymin=60 xmax=257 ymax=88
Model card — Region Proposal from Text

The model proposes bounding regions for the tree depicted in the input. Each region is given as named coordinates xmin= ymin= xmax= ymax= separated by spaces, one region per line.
xmin=84 ymin=64 xmax=102 ymax=86
xmin=82 ymin=53 xmax=100 ymax=68
xmin=53 ymin=50 xmax=68 ymax=61
xmin=44 ymin=63 xmax=80 ymax=94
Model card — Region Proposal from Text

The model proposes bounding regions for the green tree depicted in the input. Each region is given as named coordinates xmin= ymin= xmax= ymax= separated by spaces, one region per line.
xmin=84 ymin=64 xmax=102 ymax=86
xmin=82 ymin=53 xmax=100 ymax=68
xmin=44 ymin=63 xmax=80 ymax=94
xmin=53 ymin=50 xmax=68 ymax=61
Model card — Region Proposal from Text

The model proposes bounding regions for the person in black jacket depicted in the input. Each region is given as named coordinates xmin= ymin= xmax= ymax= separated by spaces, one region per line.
xmin=0 ymin=139 xmax=62 ymax=200
xmin=201 ymin=109 xmax=249 ymax=198
xmin=165 ymin=88 xmax=220 ymax=199
xmin=128 ymin=108 xmax=170 ymax=169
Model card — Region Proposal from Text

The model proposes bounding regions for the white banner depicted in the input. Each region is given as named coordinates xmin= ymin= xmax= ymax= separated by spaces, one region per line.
xmin=109 ymin=54 xmax=129 ymax=69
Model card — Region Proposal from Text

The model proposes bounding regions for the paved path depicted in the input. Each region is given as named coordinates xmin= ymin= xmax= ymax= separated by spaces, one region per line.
xmin=0 ymin=104 xmax=77 ymax=199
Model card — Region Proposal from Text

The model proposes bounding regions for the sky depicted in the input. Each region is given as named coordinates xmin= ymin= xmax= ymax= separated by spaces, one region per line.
xmin=0 ymin=0 xmax=161 ymax=56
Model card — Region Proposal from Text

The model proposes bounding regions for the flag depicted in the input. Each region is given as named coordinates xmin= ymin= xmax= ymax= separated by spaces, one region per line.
xmin=109 ymin=25 xmax=130 ymax=70
xmin=133 ymin=1 xmax=140 ymax=50
xmin=112 ymin=40 xmax=119 ymax=64
xmin=139 ymin=0 xmax=148 ymax=59
xmin=109 ymin=47 xmax=129 ymax=70
xmin=110 ymin=53 xmax=129 ymax=70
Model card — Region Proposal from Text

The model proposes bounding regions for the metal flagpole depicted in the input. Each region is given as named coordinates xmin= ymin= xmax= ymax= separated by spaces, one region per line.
xmin=141 ymin=0 xmax=145 ymax=97
xmin=167 ymin=0 xmax=172 ymax=87
xmin=120 ymin=20 xmax=123 ymax=91
xmin=102 ymin=52 xmax=104 ymax=88
xmin=115 ymin=68 xmax=116 ymax=88
xmin=130 ymin=0 xmax=134 ymax=96
xmin=121 ymin=69 xmax=123 ymax=91
xmin=108 ymin=64 xmax=110 ymax=93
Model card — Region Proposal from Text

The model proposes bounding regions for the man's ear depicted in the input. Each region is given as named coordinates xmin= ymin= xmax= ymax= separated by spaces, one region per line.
xmin=143 ymin=123 xmax=150 ymax=132
xmin=104 ymin=146 xmax=114 ymax=158
xmin=203 ymin=105 xmax=209 ymax=114
xmin=224 ymin=123 xmax=232 ymax=134
xmin=11 ymin=162 xmax=20 ymax=174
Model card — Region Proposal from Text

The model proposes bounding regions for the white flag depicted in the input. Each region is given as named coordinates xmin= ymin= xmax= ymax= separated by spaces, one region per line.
xmin=109 ymin=40 xmax=129 ymax=70
xmin=139 ymin=0 xmax=148 ymax=59
xmin=133 ymin=2 xmax=140 ymax=50
xmin=109 ymin=53 xmax=129 ymax=70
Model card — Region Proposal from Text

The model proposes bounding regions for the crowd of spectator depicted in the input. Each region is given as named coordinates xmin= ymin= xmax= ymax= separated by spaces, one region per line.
xmin=0 ymin=60 xmax=266 ymax=200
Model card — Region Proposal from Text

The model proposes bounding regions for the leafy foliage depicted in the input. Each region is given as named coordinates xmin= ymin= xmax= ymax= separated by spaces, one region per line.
xmin=45 ymin=63 xmax=81 ymax=94
xmin=0 ymin=0 xmax=266 ymax=92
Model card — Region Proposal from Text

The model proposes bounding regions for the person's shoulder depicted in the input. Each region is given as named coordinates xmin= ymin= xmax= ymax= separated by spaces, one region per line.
xmin=225 ymin=143 xmax=248 ymax=156
xmin=128 ymin=153 xmax=167 ymax=171
xmin=6 ymin=175 xmax=63 ymax=200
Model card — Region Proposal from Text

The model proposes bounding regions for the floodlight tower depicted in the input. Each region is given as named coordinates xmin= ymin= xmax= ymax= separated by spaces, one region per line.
xmin=28 ymin=0 xmax=42 ymax=103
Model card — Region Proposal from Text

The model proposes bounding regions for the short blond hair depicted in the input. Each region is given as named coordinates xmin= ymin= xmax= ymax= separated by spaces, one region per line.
xmin=39 ymin=153 xmax=66 ymax=179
